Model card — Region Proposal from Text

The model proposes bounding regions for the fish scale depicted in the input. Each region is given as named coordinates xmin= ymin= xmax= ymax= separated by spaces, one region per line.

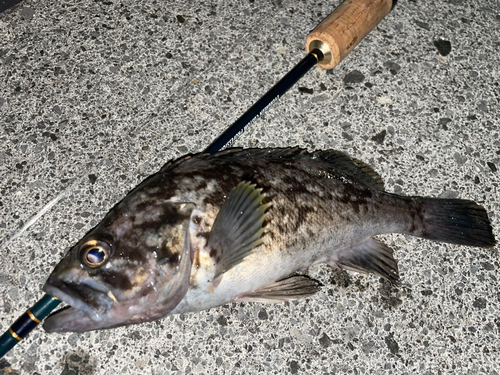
xmin=39 ymin=147 xmax=495 ymax=332
xmin=0 ymin=0 xmax=406 ymax=357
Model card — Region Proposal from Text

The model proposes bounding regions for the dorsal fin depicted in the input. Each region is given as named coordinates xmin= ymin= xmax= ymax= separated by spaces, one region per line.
xmin=159 ymin=148 xmax=305 ymax=172
xmin=310 ymin=150 xmax=385 ymax=190
xmin=159 ymin=147 xmax=384 ymax=190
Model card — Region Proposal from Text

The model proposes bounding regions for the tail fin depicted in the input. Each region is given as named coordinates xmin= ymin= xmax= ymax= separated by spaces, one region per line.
xmin=411 ymin=198 xmax=496 ymax=248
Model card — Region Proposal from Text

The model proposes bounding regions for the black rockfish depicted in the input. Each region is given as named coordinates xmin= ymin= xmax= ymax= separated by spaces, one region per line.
xmin=43 ymin=148 xmax=496 ymax=332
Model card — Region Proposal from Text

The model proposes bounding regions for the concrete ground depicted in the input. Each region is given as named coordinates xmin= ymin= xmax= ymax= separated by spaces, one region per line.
xmin=0 ymin=0 xmax=499 ymax=374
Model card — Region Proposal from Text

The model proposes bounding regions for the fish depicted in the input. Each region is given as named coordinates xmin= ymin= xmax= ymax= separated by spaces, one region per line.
xmin=42 ymin=148 xmax=496 ymax=332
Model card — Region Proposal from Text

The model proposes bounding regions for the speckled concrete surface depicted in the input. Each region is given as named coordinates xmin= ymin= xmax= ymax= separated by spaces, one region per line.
xmin=0 ymin=0 xmax=499 ymax=374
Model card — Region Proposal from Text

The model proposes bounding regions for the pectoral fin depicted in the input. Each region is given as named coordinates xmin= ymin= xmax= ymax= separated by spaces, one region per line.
xmin=236 ymin=275 xmax=322 ymax=303
xmin=206 ymin=182 xmax=271 ymax=279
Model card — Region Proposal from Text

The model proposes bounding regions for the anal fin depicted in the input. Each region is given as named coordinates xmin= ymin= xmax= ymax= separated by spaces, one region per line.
xmin=329 ymin=238 xmax=399 ymax=283
xmin=235 ymin=275 xmax=322 ymax=303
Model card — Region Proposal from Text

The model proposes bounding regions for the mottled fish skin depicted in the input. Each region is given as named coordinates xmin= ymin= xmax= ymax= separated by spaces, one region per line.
xmin=43 ymin=148 xmax=496 ymax=332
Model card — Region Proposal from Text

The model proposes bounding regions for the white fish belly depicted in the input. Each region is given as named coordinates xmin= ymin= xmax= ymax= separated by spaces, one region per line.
xmin=170 ymin=241 xmax=325 ymax=314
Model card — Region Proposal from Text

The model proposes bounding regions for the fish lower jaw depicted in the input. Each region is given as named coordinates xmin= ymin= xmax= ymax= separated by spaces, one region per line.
xmin=42 ymin=283 xmax=106 ymax=322
xmin=43 ymin=307 xmax=88 ymax=333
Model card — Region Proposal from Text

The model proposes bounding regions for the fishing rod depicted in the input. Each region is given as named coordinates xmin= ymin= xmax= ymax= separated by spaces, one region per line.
xmin=0 ymin=0 xmax=396 ymax=359
xmin=0 ymin=0 xmax=23 ymax=13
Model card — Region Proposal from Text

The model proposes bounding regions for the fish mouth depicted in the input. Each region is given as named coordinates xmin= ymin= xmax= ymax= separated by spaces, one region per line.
xmin=42 ymin=280 xmax=114 ymax=331
xmin=43 ymin=304 xmax=100 ymax=333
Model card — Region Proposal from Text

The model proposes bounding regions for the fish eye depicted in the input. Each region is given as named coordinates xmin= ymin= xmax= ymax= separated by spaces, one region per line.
xmin=85 ymin=246 xmax=107 ymax=265
xmin=79 ymin=235 xmax=113 ymax=268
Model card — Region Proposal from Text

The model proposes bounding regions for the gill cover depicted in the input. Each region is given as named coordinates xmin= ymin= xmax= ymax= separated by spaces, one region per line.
xmin=156 ymin=202 xmax=196 ymax=315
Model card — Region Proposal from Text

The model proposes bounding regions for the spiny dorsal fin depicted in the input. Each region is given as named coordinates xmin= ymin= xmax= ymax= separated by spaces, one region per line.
xmin=160 ymin=148 xmax=384 ymax=190
xmin=235 ymin=275 xmax=322 ymax=303
xmin=159 ymin=148 xmax=303 ymax=172
xmin=206 ymin=182 xmax=271 ymax=279
xmin=160 ymin=154 xmax=193 ymax=172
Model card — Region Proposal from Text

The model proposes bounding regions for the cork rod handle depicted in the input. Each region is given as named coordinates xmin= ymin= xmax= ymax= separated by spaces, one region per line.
xmin=305 ymin=0 xmax=395 ymax=70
